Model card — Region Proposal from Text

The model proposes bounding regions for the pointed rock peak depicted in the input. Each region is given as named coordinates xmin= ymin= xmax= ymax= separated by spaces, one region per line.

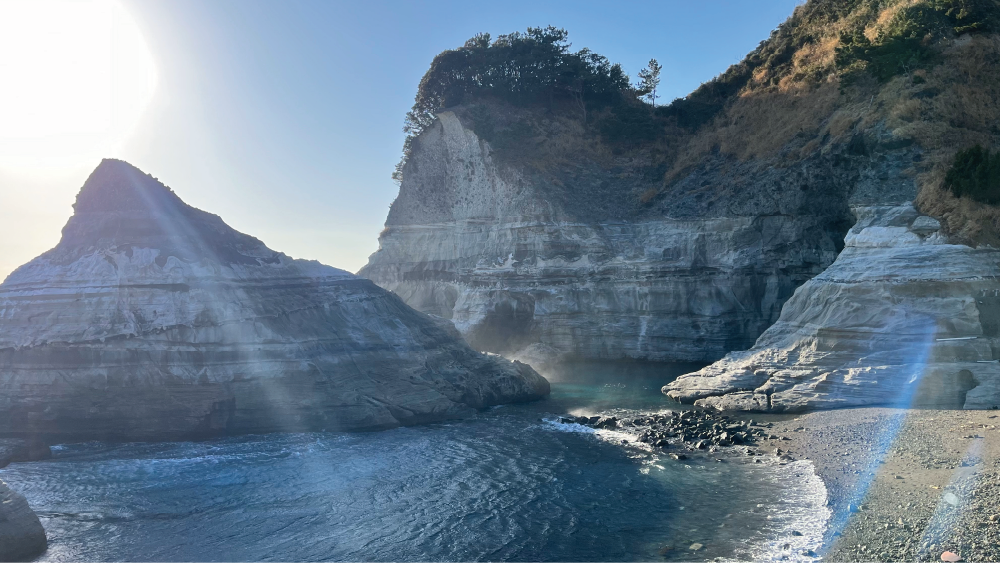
xmin=74 ymin=158 xmax=184 ymax=215
xmin=53 ymin=159 xmax=279 ymax=267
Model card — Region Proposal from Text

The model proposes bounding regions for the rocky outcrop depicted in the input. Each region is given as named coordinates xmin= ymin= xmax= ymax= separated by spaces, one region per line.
xmin=0 ymin=481 xmax=46 ymax=562
xmin=664 ymin=204 xmax=1000 ymax=411
xmin=0 ymin=159 xmax=548 ymax=442
xmin=361 ymin=111 xmax=907 ymax=363
xmin=0 ymin=440 xmax=51 ymax=469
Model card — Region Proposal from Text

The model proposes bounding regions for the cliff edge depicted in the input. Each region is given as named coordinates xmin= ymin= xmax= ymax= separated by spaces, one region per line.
xmin=364 ymin=0 xmax=1000 ymax=410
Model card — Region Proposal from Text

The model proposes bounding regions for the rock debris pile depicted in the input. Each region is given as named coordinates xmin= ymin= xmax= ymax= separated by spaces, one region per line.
xmin=559 ymin=410 xmax=788 ymax=461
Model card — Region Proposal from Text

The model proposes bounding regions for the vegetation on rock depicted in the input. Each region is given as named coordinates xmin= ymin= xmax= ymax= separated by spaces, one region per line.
xmin=394 ymin=0 xmax=1000 ymax=242
xmin=836 ymin=0 xmax=999 ymax=82
xmin=393 ymin=27 xmax=640 ymax=182
xmin=635 ymin=58 xmax=662 ymax=107
xmin=945 ymin=144 xmax=1000 ymax=204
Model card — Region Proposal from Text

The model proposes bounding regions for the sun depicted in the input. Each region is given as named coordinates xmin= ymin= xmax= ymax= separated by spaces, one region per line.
xmin=0 ymin=0 xmax=156 ymax=176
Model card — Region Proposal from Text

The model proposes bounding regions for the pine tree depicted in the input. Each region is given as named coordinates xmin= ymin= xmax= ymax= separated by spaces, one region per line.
xmin=636 ymin=58 xmax=662 ymax=106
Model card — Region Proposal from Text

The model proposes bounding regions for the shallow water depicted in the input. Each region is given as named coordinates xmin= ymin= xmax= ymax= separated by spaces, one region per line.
xmin=1 ymin=363 xmax=828 ymax=561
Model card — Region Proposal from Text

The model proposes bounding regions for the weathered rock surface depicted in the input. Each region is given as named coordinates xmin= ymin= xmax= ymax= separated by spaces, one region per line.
xmin=0 ymin=481 xmax=46 ymax=562
xmin=0 ymin=159 xmax=548 ymax=442
xmin=0 ymin=440 xmax=51 ymax=469
xmin=665 ymin=204 xmax=1000 ymax=411
xmin=362 ymin=111 xmax=863 ymax=363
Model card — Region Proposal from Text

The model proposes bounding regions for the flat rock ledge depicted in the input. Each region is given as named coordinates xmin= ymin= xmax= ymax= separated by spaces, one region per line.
xmin=665 ymin=204 xmax=1000 ymax=412
xmin=0 ymin=481 xmax=46 ymax=562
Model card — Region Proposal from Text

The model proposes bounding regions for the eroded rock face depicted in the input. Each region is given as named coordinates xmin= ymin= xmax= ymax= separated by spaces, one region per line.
xmin=0 ymin=439 xmax=51 ymax=469
xmin=0 ymin=481 xmax=46 ymax=562
xmin=0 ymin=159 xmax=548 ymax=442
xmin=664 ymin=204 xmax=1000 ymax=411
xmin=361 ymin=112 xmax=856 ymax=363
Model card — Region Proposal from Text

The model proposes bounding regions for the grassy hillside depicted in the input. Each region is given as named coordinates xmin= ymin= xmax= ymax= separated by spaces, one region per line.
xmin=672 ymin=0 xmax=1000 ymax=244
xmin=398 ymin=0 xmax=1000 ymax=243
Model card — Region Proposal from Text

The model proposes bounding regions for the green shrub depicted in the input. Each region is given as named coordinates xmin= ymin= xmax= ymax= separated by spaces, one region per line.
xmin=836 ymin=5 xmax=940 ymax=81
xmin=932 ymin=0 xmax=1000 ymax=34
xmin=945 ymin=145 xmax=1000 ymax=204
xmin=836 ymin=0 xmax=1000 ymax=82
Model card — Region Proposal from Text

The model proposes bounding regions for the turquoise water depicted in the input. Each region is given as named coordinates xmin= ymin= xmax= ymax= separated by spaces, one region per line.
xmin=1 ymin=363 xmax=828 ymax=561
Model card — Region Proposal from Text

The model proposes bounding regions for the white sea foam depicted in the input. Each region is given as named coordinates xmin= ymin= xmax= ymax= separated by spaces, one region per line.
xmin=737 ymin=459 xmax=831 ymax=562
xmin=539 ymin=414 xmax=832 ymax=561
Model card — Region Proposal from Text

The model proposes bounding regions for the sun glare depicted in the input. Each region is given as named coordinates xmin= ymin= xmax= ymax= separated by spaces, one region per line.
xmin=0 ymin=0 xmax=156 ymax=176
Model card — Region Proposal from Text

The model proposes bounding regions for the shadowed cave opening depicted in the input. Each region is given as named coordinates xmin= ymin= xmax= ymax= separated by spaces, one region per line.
xmin=911 ymin=369 xmax=978 ymax=409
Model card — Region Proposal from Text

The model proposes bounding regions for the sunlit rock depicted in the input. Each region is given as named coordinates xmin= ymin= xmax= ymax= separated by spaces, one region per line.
xmin=0 ymin=159 xmax=548 ymax=441
xmin=665 ymin=204 xmax=1000 ymax=411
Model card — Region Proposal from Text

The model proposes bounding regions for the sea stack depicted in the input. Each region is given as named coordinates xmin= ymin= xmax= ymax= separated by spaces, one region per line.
xmin=0 ymin=480 xmax=46 ymax=562
xmin=0 ymin=159 xmax=548 ymax=442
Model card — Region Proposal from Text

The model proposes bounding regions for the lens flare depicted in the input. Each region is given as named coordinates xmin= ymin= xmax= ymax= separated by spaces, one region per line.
xmin=817 ymin=318 xmax=937 ymax=556
xmin=917 ymin=438 xmax=984 ymax=558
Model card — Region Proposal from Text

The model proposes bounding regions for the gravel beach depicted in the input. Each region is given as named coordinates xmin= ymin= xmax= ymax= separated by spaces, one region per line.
xmin=761 ymin=408 xmax=1000 ymax=562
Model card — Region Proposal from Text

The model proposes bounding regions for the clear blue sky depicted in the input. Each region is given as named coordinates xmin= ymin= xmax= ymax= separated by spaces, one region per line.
xmin=0 ymin=0 xmax=803 ymax=277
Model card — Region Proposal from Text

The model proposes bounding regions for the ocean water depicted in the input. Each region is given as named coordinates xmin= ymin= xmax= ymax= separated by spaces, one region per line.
xmin=1 ymin=363 xmax=829 ymax=562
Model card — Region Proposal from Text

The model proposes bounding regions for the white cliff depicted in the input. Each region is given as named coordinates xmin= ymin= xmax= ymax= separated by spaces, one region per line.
xmin=362 ymin=111 xmax=853 ymax=363
xmin=665 ymin=204 xmax=1000 ymax=411
xmin=0 ymin=159 xmax=548 ymax=442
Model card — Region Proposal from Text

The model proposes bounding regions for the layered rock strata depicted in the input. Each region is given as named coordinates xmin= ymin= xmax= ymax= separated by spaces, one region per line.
xmin=665 ymin=204 xmax=1000 ymax=411
xmin=0 ymin=481 xmax=46 ymax=562
xmin=362 ymin=111 xmax=894 ymax=363
xmin=0 ymin=159 xmax=548 ymax=442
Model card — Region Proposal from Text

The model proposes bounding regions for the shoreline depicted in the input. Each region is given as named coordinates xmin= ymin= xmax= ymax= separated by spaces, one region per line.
xmin=10 ymin=401 xmax=1000 ymax=561
xmin=758 ymin=407 xmax=1000 ymax=561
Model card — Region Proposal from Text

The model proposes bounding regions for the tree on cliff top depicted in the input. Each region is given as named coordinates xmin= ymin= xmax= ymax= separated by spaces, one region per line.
xmin=393 ymin=27 xmax=633 ymax=183
xmin=636 ymin=59 xmax=662 ymax=107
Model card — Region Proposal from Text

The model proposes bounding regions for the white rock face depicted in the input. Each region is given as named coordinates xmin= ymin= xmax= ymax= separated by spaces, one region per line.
xmin=664 ymin=204 xmax=1000 ymax=411
xmin=362 ymin=112 xmax=848 ymax=363
xmin=0 ymin=159 xmax=548 ymax=441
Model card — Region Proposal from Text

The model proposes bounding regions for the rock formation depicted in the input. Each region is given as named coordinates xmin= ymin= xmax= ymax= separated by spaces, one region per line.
xmin=665 ymin=204 xmax=1000 ymax=411
xmin=0 ymin=439 xmax=51 ymax=469
xmin=0 ymin=480 xmax=46 ymax=562
xmin=0 ymin=159 xmax=548 ymax=442
xmin=363 ymin=0 xmax=1000 ymax=413
xmin=361 ymin=111 xmax=903 ymax=364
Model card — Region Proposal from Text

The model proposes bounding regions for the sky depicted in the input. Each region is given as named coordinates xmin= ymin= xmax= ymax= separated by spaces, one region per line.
xmin=0 ymin=0 xmax=803 ymax=279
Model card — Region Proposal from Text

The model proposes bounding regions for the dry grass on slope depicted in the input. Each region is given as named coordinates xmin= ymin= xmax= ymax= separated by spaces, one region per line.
xmin=446 ymin=0 xmax=1000 ymax=235
xmin=656 ymin=0 xmax=1000 ymax=248
xmin=908 ymin=34 xmax=1000 ymax=245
